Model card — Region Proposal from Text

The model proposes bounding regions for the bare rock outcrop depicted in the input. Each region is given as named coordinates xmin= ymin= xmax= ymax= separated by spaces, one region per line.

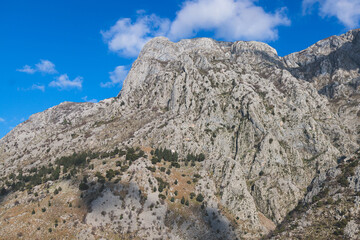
xmin=1 ymin=29 xmax=360 ymax=239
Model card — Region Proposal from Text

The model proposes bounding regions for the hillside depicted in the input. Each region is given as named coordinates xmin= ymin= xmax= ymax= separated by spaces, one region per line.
xmin=0 ymin=29 xmax=359 ymax=239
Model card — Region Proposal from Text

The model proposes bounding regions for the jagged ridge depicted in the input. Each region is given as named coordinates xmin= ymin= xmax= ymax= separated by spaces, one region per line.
xmin=0 ymin=29 xmax=359 ymax=239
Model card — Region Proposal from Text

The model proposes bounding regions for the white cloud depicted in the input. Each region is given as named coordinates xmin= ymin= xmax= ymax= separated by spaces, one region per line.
xmin=17 ymin=60 xmax=57 ymax=74
xmin=169 ymin=0 xmax=290 ymax=41
xmin=0 ymin=117 xmax=5 ymax=123
xmin=101 ymin=15 xmax=170 ymax=57
xmin=100 ymin=66 xmax=129 ymax=88
xmin=31 ymin=84 xmax=45 ymax=92
xmin=49 ymin=74 xmax=83 ymax=90
xmin=82 ymin=96 xmax=98 ymax=103
xmin=35 ymin=60 xmax=57 ymax=74
xmin=303 ymin=0 xmax=360 ymax=28
xmin=17 ymin=65 xmax=36 ymax=74
xmin=102 ymin=0 xmax=290 ymax=57
xmin=17 ymin=84 xmax=46 ymax=92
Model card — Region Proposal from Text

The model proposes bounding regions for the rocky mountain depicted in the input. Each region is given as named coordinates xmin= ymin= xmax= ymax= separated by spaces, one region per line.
xmin=0 ymin=29 xmax=359 ymax=239
xmin=270 ymin=150 xmax=360 ymax=239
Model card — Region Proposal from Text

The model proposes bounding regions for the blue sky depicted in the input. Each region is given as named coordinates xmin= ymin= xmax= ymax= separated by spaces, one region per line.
xmin=1 ymin=0 xmax=360 ymax=138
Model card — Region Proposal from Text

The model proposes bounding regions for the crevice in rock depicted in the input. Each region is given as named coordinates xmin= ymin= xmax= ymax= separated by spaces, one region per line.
xmin=234 ymin=126 xmax=240 ymax=161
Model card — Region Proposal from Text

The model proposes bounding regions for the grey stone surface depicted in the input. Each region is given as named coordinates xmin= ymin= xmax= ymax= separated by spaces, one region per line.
xmin=1 ymin=29 xmax=360 ymax=239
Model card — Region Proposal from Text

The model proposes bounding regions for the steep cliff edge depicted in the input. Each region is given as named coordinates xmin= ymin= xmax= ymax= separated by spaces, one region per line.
xmin=0 ymin=30 xmax=359 ymax=239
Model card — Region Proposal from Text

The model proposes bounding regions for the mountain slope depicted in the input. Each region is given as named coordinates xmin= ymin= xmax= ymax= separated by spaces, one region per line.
xmin=269 ymin=150 xmax=360 ymax=239
xmin=0 ymin=29 xmax=359 ymax=239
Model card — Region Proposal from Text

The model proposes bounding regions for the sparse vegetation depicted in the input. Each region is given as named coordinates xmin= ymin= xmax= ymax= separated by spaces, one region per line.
xmin=79 ymin=182 xmax=89 ymax=191
xmin=196 ymin=194 xmax=204 ymax=202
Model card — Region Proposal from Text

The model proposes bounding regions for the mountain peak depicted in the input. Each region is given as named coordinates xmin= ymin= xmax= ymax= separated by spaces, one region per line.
xmin=1 ymin=29 xmax=360 ymax=240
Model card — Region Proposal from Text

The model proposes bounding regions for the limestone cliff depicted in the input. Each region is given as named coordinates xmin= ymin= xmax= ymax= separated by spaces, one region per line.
xmin=0 ymin=29 xmax=359 ymax=239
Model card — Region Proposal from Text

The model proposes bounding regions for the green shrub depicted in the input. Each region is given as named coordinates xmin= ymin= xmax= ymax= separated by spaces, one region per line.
xmin=106 ymin=169 xmax=115 ymax=180
xmin=196 ymin=194 xmax=204 ymax=202
xmin=171 ymin=162 xmax=180 ymax=168
xmin=186 ymin=153 xmax=205 ymax=162
xmin=79 ymin=182 xmax=89 ymax=191
xmin=146 ymin=166 xmax=156 ymax=172
xmin=335 ymin=219 xmax=348 ymax=229
xmin=338 ymin=176 xmax=349 ymax=187
xmin=154 ymin=148 xmax=178 ymax=163
xmin=120 ymin=166 xmax=129 ymax=172
xmin=333 ymin=229 xmax=344 ymax=236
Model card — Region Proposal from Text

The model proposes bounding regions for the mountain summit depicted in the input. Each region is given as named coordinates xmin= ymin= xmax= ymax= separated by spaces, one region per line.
xmin=0 ymin=29 xmax=359 ymax=239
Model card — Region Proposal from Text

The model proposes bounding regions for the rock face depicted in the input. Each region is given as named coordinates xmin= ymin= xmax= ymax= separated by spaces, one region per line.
xmin=270 ymin=150 xmax=360 ymax=239
xmin=0 ymin=29 xmax=360 ymax=239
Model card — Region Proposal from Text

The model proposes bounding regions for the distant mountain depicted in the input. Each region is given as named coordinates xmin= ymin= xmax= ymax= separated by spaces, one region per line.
xmin=0 ymin=29 xmax=359 ymax=239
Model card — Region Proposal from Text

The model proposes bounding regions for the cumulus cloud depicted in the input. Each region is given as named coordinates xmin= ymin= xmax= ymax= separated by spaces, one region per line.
xmin=17 ymin=60 xmax=82 ymax=91
xmin=49 ymin=74 xmax=83 ymax=90
xmin=101 ymin=14 xmax=170 ymax=57
xmin=35 ymin=60 xmax=57 ymax=74
xmin=100 ymin=66 xmax=129 ymax=88
xmin=102 ymin=0 xmax=289 ymax=57
xmin=0 ymin=117 xmax=5 ymax=123
xmin=17 ymin=60 xmax=57 ymax=74
xmin=82 ymin=96 xmax=98 ymax=103
xmin=169 ymin=0 xmax=290 ymax=41
xmin=303 ymin=0 xmax=360 ymax=28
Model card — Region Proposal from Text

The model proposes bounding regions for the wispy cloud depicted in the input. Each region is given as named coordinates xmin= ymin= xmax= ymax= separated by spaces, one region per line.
xmin=17 ymin=65 xmax=36 ymax=74
xmin=17 ymin=84 xmax=46 ymax=92
xmin=102 ymin=0 xmax=290 ymax=57
xmin=0 ymin=117 xmax=5 ymax=123
xmin=82 ymin=96 xmax=98 ymax=103
xmin=303 ymin=0 xmax=360 ymax=28
xmin=31 ymin=84 xmax=45 ymax=92
xmin=100 ymin=66 xmax=129 ymax=88
xmin=17 ymin=60 xmax=57 ymax=74
xmin=49 ymin=74 xmax=83 ymax=90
